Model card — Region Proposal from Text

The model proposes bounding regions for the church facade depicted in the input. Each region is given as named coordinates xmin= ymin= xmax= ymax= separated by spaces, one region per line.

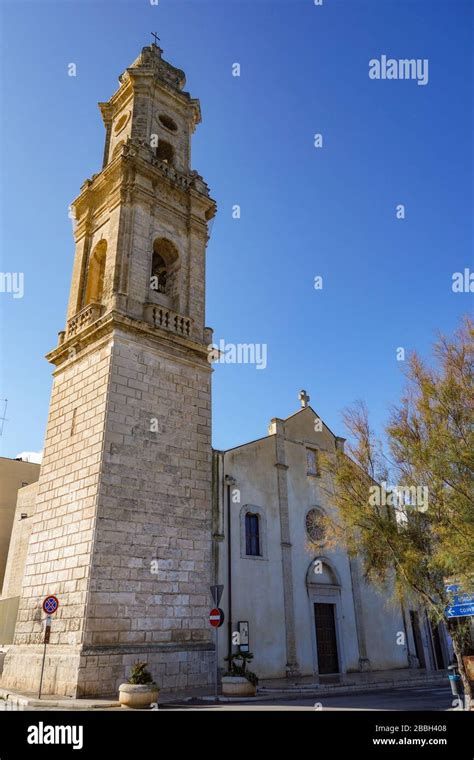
xmin=213 ymin=400 xmax=452 ymax=680
xmin=0 ymin=44 xmax=452 ymax=697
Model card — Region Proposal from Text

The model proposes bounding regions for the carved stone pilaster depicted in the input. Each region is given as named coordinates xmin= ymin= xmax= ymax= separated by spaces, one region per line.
xmin=348 ymin=556 xmax=372 ymax=672
xmin=272 ymin=418 xmax=300 ymax=677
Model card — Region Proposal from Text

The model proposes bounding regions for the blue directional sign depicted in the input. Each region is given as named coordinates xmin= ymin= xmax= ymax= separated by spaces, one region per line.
xmin=445 ymin=584 xmax=474 ymax=618
xmin=446 ymin=602 xmax=474 ymax=618
xmin=445 ymin=584 xmax=460 ymax=593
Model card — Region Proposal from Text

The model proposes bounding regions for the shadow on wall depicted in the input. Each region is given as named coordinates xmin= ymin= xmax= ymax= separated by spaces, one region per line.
xmin=0 ymin=596 xmax=20 ymax=652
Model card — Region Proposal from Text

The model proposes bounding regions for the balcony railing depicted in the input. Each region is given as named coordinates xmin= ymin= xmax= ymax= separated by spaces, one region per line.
xmin=66 ymin=301 xmax=192 ymax=341
xmin=67 ymin=302 xmax=102 ymax=338
xmin=146 ymin=304 xmax=192 ymax=337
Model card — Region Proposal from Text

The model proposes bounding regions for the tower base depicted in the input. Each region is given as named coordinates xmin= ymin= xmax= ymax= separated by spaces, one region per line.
xmin=1 ymin=643 xmax=214 ymax=697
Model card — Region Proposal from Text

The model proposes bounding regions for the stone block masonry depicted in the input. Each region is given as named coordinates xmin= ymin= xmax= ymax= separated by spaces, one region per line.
xmin=79 ymin=331 xmax=215 ymax=694
xmin=2 ymin=327 xmax=214 ymax=696
xmin=2 ymin=42 xmax=217 ymax=698
xmin=2 ymin=339 xmax=113 ymax=694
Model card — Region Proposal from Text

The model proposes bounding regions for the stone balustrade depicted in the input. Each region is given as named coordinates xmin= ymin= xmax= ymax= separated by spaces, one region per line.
xmin=67 ymin=302 xmax=102 ymax=338
xmin=145 ymin=303 xmax=192 ymax=337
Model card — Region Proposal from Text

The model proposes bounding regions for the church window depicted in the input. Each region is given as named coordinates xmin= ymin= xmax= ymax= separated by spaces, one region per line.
xmin=240 ymin=505 xmax=267 ymax=560
xmin=306 ymin=448 xmax=319 ymax=476
xmin=156 ymin=139 xmax=174 ymax=164
xmin=84 ymin=241 xmax=107 ymax=305
xmin=245 ymin=513 xmax=260 ymax=556
xmin=158 ymin=114 xmax=178 ymax=132
xmin=305 ymin=508 xmax=326 ymax=544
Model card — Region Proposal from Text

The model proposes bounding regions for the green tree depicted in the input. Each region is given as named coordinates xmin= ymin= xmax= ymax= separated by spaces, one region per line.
xmin=326 ymin=317 xmax=474 ymax=707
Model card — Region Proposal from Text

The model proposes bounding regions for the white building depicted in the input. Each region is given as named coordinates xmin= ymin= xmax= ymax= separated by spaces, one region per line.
xmin=213 ymin=396 xmax=452 ymax=680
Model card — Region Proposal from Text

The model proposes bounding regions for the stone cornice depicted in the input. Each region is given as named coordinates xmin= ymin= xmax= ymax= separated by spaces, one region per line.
xmin=98 ymin=45 xmax=201 ymax=131
xmin=71 ymin=141 xmax=216 ymax=240
xmin=47 ymin=309 xmax=212 ymax=371
xmin=128 ymin=69 xmax=200 ymax=125
xmin=98 ymin=83 xmax=134 ymax=128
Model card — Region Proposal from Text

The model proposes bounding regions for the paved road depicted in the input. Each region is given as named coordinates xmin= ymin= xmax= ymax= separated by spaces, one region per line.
xmin=163 ymin=685 xmax=455 ymax=711
xmin=1 ymin=685 xmax=456 ymax=711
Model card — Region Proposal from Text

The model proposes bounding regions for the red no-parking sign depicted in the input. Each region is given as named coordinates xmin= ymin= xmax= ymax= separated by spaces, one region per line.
xmin=209 ymin=607 xmax=224 ymax=628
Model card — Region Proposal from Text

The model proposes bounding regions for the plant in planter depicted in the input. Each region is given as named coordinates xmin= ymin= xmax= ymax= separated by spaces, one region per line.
xmin=221 ymin=652 xmax=258 ymax=697
xmin=118 ymin=662 xmax=159 ymax=709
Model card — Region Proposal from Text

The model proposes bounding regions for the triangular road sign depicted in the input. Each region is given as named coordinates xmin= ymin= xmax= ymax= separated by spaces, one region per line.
xmin=210 ymin=585 xmax=224 ymax=606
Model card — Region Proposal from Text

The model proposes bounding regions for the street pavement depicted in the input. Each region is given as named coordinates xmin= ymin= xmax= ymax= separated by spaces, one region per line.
xmin=162 ymin=685 xmax=455 ymax=711
xmin=1 ymin=684 xmax=456 ymax=711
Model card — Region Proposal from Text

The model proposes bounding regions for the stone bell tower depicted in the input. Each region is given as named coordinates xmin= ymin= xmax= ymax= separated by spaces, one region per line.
xmin=2 ymin=43 xmax=216 ymax=697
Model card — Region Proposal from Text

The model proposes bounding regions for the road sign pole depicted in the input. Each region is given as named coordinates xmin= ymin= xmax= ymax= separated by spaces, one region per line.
xmin=215 ymin=625 xmax=218 ymax=701
xmin=209 ymin=594 xmax=224 ymax=702
xmin=38 ymin=638 xmax=47 ymax=700
xmin=38 ymin=616 xmax=51 ymax=699
xmin=38 ymin=606 xmax=55 ymax=700
xmin=37 ymin=597 xmax=59 ymax=699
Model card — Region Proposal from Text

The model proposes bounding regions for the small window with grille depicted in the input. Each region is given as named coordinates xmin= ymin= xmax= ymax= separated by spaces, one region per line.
xmin=245 ymin=513 xmax=260 ymax=557
xmin=306 ymin=448 xmax=319 ymax=476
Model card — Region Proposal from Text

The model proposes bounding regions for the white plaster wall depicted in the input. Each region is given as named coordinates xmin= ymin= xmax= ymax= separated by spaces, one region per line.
xmin=285 ymin=434 xmax=361 ymax=675
xmin=217 ymin=407 xmax=415 ymax=680
xmin=217 ymin=436 xmax=289 ymax=679
xmin=353 ymin=569 xmax=410 ymax=670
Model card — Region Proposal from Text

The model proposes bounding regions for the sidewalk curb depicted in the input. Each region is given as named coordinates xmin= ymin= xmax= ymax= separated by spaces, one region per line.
xmin=0 ymin=675 xmax=449 ymax=709
xmin=259 ymin=674 xmax=447 ymax=694
xmin=182 ymin=675 xmax=449 ymax=705
xmin=0 ymin=687 xmax=120 ymax=709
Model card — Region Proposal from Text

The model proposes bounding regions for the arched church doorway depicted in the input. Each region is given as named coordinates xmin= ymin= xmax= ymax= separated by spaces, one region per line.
xmin=306 ymin=558 xmax=343 ymax=676
xmin=313 ymin=603 xmax=339 ymax=674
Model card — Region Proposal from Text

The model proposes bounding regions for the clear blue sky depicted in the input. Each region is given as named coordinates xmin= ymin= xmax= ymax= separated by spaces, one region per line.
xmin=0 ymin=0 xmax=472 ymax=458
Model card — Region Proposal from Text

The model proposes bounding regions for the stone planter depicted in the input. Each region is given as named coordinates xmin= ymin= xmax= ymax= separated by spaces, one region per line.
xmin=221 ymin=676 xmax=256 ymax=697
xmin=118 ymin=683 xmax=160 ymax=709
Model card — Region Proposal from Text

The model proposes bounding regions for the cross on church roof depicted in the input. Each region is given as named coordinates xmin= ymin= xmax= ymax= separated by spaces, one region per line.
xmin=298 ymin=389 xmax=310 ymax=408
xmin=151 ymin=32 xmax=160 ymax=46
